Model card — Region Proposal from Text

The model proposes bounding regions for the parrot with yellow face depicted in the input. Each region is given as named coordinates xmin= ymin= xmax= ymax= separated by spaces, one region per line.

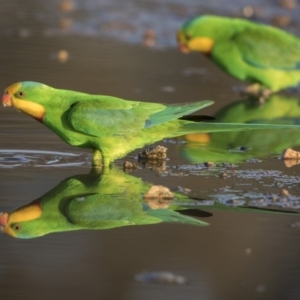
xmin=3 ymin=81 xmax=300 ymax=167
xmin=177 ymin=15 xmax=300 ymax=93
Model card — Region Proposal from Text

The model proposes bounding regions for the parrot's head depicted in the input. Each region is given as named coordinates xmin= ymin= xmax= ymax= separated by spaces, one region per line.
xmin=177 ymin=15 xmax=235 ymax=54
xmin=2 ymin=81 xmax=52 ymax=122
xmin=0 ymin=199 xmax=44 ymax=239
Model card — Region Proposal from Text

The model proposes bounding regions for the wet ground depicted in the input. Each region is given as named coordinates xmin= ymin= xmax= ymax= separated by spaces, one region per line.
xmin=1 ymin=1 xmax=300 ymax=300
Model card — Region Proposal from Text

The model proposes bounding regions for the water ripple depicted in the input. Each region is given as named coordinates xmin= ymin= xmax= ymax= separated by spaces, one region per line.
xmin=0 ymin=149 xmax=90 ymax=168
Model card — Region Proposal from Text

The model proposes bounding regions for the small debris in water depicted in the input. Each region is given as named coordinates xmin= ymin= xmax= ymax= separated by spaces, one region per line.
xmin=204 ymin=162 xmax=214 ymax=168
xmin=144 ymin=185 xmax=174 ymax=200
xmin=280 ymin=148 xmax=300 ymax=160
xmin=138 ymin=145 xmax=167 ymax=160
xmin=59 ymin=0 xmax=75 ymax=12
xmin=59 ymin=17 xmax=73 ymax=29
xmin=123 ymin=161 xmax=138 ymax=172
xmin=279 ymin=0 xmax=297 ymax=9
xmin=177 ymin=186 xmax=191 ymax=194
xmin=242 ymin=6 xmax=254 ymax=17
xmin=245 ymin=247 xmax=252 ymax=255
xmin=143 ymin=29 xmax=156 ymax=47
xmin=135 ymin=271 xmax=187 ymax=285
xmin=57 ymin=50 xmax=69 ymax=63
xmin=219 ymin=172 xmax=228 ymax=179
xmin=161 ymin=86 xmax=175 ymax=93
xmin=271 ymin=15 xmax=292 ymax=27
xmin=279 ymin=189 xmax=289 ymax=197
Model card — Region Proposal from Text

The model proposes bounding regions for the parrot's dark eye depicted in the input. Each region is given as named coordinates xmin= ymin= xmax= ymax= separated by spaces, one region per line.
xmin=13 ymin=224 xmax=21 ymax=231
xmin=185 ymin=34 xmax=192 ymax=40
xmin=17 ymin=91 xmax=25 ymax=98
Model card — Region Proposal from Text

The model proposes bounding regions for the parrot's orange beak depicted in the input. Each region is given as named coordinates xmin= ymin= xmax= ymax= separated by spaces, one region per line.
xmin=2 ymin=91 xmax=13 ymax=107
xmin=0 ymin=212 xmax=9 ymax=233
xmin=178 ymin=42 xmax=190 ymax=54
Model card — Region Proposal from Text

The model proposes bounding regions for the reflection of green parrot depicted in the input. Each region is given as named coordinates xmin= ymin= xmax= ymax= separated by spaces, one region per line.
xmin=1 ymin=167 xmax=297 ymax=239
xmin=181 ymin=94 xmax=300 ymax=163
xmin=0 ymin=168 xmax=211 ymax=239
xmin=3 ymin=82 xmax=300 ymax=167
xmin=177 ymin=15 xmax=300 ymax=92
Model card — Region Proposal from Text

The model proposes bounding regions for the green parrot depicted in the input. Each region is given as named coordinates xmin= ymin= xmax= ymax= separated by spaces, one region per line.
xmin=177 ymin=15 xmax=300 ymax=93
xmin=180 ymin=94 xmax=300 ymax=163
xmin=1 ymin=167 xmax=297 ymax=239
xmin=0 ymin=167 xmax=210 ymax=239
xmin=3 ymin=81 xmax=300 ymax=167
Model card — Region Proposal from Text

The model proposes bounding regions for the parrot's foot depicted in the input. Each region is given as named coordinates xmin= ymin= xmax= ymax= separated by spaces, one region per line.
xmin=234 ymin=84 xmax=273 ymax=104
xmin=244 ymin=84 xmax=273 ymax=104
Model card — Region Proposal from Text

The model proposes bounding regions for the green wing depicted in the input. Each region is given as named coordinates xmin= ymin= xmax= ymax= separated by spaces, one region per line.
xmin=68 ymin=97 xmax=214 ymax=137
xmin=232 ymin=28 xmax=300 ymax=70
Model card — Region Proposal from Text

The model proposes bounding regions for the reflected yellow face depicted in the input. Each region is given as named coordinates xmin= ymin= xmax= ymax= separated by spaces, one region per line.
xmin=0 ymin=201 xmax=42 ymax=238
xmin=2 ymin=82 xmax=45 ymax=122
xmin=177 ymin=30 xmax=214 ymax=54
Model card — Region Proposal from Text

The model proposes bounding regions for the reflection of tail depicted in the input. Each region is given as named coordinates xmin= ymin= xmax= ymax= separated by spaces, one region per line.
xmin=180 ymin=121 xmax=300 ymax=134
xmin=146 ymin=208 xmax=209 ymax=226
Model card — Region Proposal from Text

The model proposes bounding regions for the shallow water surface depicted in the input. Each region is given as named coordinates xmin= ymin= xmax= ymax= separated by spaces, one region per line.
xmin=1 ymin=1 xmax=300 ymax=300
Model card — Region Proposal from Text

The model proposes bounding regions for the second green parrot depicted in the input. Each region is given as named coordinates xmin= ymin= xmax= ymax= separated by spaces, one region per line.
xmin=177 ymin=15 xmax=300 ymax=93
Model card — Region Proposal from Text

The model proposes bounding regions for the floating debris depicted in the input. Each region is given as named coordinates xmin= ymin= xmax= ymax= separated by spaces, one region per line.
xmin=57 ymin=50 xmax=69 ymax=63
xmin=242 ymin=6 xmax=255 ymax=18
xmin=271 ymin=15 xmax=292 ymax=27
xmin=219 ymin=172 xmax=228 ymax=179
xmin=59 ymin=17 xmax=73 ymax=29
xmin=245 ymin=247 xmax=252 ymax=255
xmin=138 ymin=145 xmax=167 ymax=160
xmin=135 ymin=271 xmax=187 ymax=285
xmin=59 ymin=0 xmax=75 ymax=12
xmin=144 ymin=185 xmax=174 ymax=200
xmin=280 ymin=148 xmax=300 ymax=160
xmin=204 ymin=162 xmax=214 ymax=168
xmin=161 ymin=86 xmax=175 ymax=93
xmin=143 ymin=29 xmax=156 ymax=47
xmin=279 ymin=189 xmax=290 ymax=197
xmin=279 ymin=148 xmax=300 ymax=167
xmin=177 ymin=186 xmax=191 ymax=194
xmin=123 ymin=161 xmax=138 ymax=172
xmin=279 ymin=0 xmax=297 ymax=9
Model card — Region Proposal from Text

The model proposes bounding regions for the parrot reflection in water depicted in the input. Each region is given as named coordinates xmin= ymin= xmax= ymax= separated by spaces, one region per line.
xmin=177 ymin=15 xmax=300 ymax=95
xmin=1 ymin=167 xmax=297 ymax=239
xmin=3 ymin=81 xmax=300 ymax=167
xmin=0 ymin=168 xmax=211 ymax=239
xmin=181 ymin=94 xmax=300 ymax=164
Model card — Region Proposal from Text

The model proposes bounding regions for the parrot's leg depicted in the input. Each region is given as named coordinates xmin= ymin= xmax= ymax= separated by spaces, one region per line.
xmin=245 ymin=83 xmax=272 ymax=100
xmin=92 ymin=149 xmax=102 ymax=167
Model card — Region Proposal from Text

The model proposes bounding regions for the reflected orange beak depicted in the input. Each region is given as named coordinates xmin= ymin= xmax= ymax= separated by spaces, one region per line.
xmin=2 ymin=92 xmax=13 ymax=107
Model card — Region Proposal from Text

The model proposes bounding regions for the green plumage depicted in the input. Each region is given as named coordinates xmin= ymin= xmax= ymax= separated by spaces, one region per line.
xmin=181 ymin=94 xmax=300 ymax=163
xmin=2 ymin=168 xmax=210 ymax=238
xmin=178 ymin=15 xmax=300 ymax=91
xmin=2 ymin=167 xmax=297 ymax=239
xmin=4 ymin=81 xmax=300 ymax=166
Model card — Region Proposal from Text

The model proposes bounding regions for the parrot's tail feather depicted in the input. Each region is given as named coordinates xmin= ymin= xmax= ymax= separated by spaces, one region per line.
xmin=180 ymin=122 xmax=300 ymax=134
